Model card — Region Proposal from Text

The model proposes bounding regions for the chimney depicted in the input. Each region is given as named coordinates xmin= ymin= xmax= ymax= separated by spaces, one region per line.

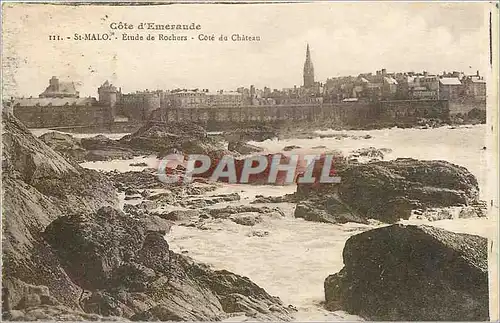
xmin=476 ymin=70 xmax=480 ymax=77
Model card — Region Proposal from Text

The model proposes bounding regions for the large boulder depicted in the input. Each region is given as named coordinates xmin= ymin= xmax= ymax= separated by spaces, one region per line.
xmin=80 ymin=135 xmax=119 ymax=150
xmin=294 ymin=199 xmax=367 ymax=224
xmin=39 ymin=132 xmax=133 ymax=162
xmin=337 ymin=158 xmax=479 ymax=222
xmin=118 ymin=121 xmax=223 ymax=156
xmin=223 ymin=125 xmax=278 ymax=142
xmin=38 ymin=132 xmax=87 ymax=162
xmin=79 ymin=135 xmax=134 ymax=161
xmin=324 ymin=224 xmax=488 ymax=321
xmin=43 ymin=207 xmax=148 ymax=291
xmin=296 ymin=158 xmax=480 ymax=223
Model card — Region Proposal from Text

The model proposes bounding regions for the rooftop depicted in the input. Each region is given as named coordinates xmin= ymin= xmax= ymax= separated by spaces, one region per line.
xmin=40 ymin=79 xmax=79 ymax=98
xmin=384 ymin=76 xmax=398 ymax=85
xmin=439 ymin=78 xmax=462 ymax=85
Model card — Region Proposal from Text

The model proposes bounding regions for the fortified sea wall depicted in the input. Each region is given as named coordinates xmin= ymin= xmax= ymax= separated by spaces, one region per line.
xmin=151 ymin=100 xmax=450 ymax=130
xmin=12 ymin=104 xmax=112 ymax=128
xmin=13 ymin=99 xmax=451 ymax=131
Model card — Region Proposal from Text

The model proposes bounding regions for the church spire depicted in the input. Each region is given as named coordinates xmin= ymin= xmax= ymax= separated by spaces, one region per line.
xmin=303 ymin=43 xmax=315 ymax=88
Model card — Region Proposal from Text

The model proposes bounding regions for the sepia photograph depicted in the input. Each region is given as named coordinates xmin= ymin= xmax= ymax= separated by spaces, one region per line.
xmin=1 ymin=1 xmax=499 ymax=322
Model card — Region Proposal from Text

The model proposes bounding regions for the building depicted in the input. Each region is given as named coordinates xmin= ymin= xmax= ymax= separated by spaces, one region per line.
xmin=39 ymin=76 xmax=79 ymax=98
xmin=463 ymin=71 xmax=486 ymax=102
xmin=98 ymin=80 xmax=120 ymax=120
xmin=408 ymin=74 xmax=439 ymax=100
xmin=382 ymin=75 xmax=398 ymax=99
xmin=165 ymin=89 xmax=207 ymax=108
xmin=303 ymin=44 xmax=315 ymax=89
xmin=121 ymin=91 xmax=161 ymax=120
xmin=163 ymin=89 xmax=244 ymax=109
xmin=206 ymin=90 xmax=243 ymax=107
xmin=12 ymin=78 xmax=113 ymax=128
xmin=439 ymin=78 xmax=462 ymax=100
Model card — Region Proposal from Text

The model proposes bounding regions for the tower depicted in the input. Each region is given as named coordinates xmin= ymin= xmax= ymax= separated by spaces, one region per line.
xmin=303 ymin=43 xmax=315 ymax=88
xmin=98 ymin=80 xmax=118 ymax=122
xmin=49 ymin=76 xmax=60 ymax=92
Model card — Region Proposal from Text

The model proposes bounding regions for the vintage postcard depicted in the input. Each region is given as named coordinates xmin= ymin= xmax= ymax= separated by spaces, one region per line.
xmin=1 ymin=1 xmax=498 ymax=322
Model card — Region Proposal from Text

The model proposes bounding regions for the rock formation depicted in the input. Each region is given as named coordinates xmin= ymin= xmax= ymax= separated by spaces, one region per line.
xmin=223 ymin=125 xmax=278 ymax=142
xmin=43 ymin=207 xmax=293 ymax=320
xmin=2 ymin=112 xmax=293 ymax=321
xmin=228 ymin=141 xmax=263 ymax=154
xmin=324 ymin=224 xmax=488 ymax=321
xmin=2 ymin=112 xmax=119 ymax=312
xmin=39 ymin=132 xmax=133 ymax=162
xmin=295 ymin=158 xmax=481 ymax=223
xmin=119 ymin=121 xmax=226 ymax=157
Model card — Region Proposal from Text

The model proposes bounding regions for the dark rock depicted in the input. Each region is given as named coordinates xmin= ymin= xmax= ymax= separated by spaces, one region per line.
xmin=324 ymin=224 xmax=488 ymax=321
xmin=206 ymin=192 xmax=241 ymax=202
xmin=124 ymin=195 xmax=140 ymax=200
xmin=39 ymin=132 xmax=134 ymax=162
xmin=297 ymin=158 xmax=481 ymax=223
xmin=124 ymin=187 xmax=140 ymax=196
xmin=207 ymin=205 xmax=284 ymax=219
xmin=247 ymin=230 xmax=270 ymax=238
xmin=138 ymin=215 xmax=173 ymax=233
xmin=283 ymin=145 xmax=301 ymax=151
xmin=251 ymin=194 xmax=297 ymax=204
xmin=175 ymin=193 xmax=241 ymax=209
xmin=84 ymin=149 xmax=134 ymax=161
xmin=294 ymin=199 xmax=367 ymax=224
xmin=147 ymin=191 xmax=178 ymax=205
xmin=118 ymin=122 xmax=223 ymax=156
xmin=158 ymin=209 xmax=202 ymax=221
xmin=228 ymin=141 xmax=263 ymax=154
xmin=108 ymin=169 xmax=167 ymax=190
xmin=350 ymin=147 xmax=386 ymax=159
xmin=38 ymin=132 xmax=86 ymax=162
xmin=43 ymin=206 xmax=147 ymax=291
xmin=81 ymin=135 xmax=119 ymax=150
xmin=224 ymin=126 xmax=278 ymax=142
xmin=337 ymin=159 xmax=479 ymax=222
xmin=130 ymin=162 xmax=148 ymax=167
xmin=229 ymin=213 xmax=262 ymax=226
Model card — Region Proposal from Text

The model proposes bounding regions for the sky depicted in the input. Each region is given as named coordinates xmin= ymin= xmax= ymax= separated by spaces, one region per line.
xmin=1 ymin=2 xmax=493 ymax=98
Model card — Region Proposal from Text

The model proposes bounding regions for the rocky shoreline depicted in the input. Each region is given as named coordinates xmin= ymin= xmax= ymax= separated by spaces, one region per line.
xmin=2 ymin=112 xmax=490 ymax=321
xmin=2 ymin=112 xmax=295 ymax=321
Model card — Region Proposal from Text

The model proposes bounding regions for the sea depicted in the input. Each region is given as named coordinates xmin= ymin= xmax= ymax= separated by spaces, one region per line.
xmin=32 ymin=124 xmax=498 ymax=321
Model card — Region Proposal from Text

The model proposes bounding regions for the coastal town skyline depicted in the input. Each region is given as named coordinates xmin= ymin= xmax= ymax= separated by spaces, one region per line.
xmin=2 ymin=2 xmax=490 ymax=98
